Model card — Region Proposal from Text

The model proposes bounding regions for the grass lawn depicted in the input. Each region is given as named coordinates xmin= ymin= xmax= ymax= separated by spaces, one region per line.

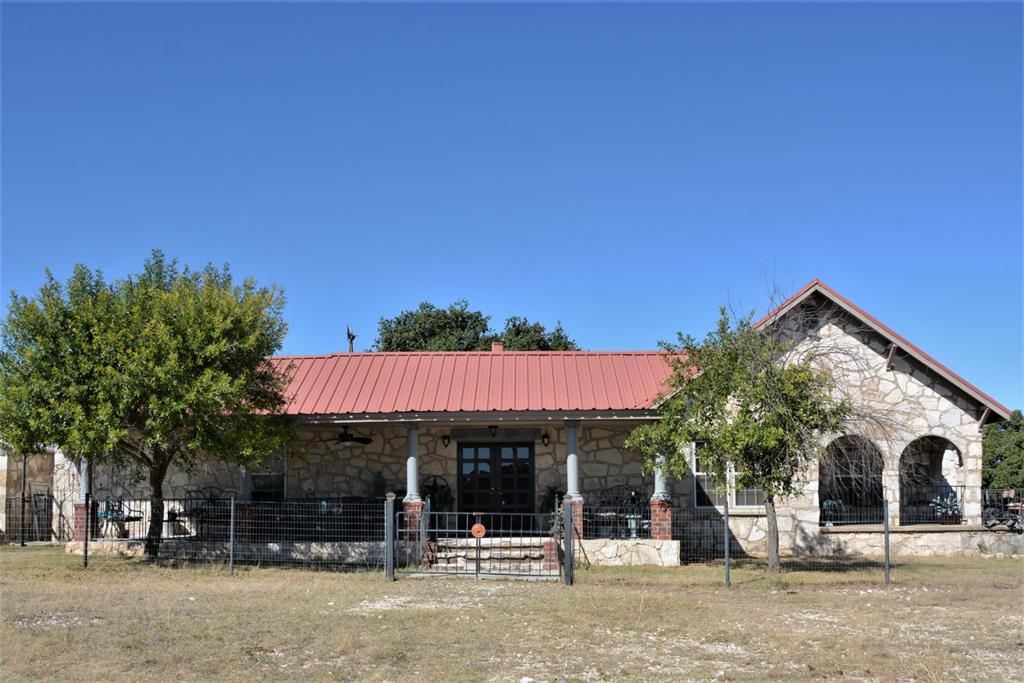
xmin=1 ymin=545 xmax=1021 ymax=681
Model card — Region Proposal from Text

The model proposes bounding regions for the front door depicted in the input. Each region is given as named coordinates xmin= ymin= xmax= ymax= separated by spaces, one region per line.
xmin=458 ymin=443 xmax=535 ymax=516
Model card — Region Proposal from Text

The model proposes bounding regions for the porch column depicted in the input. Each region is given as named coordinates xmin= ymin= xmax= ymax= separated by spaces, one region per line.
xmin=650 ymin=455 xmax=672 ymax=541
xmin=565 ymin=421 xmax=581 ymax=500
xmin=404 ymin=424 xmax=421 ymax=503
xmin=565 ymin=421 xmax=583 ymax=538
xmin=74 ymin=458 xmax=94 ymax=542
xmin=79 ymin=457 xmax=90 ymax=503
xmin=403 ymin=425 xmax=424 ymax=535
xmin=652 ymin=455 xmax=669 ymax=500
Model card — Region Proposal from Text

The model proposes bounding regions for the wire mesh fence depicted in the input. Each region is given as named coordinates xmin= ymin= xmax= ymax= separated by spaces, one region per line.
xmin=84 ymin=496 xmax=388 ymax=571
xmin=64 ymin=490 xmax=1023 ymax=587
xmin=3 ymin=494 xmax=66 ymax=544
xmin=982 ymin=488 xmax=1023 ymax=531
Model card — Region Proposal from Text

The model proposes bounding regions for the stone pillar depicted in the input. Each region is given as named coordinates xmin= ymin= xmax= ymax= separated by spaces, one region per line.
xmin=962 ymin=438 xmax=983 ymax=525
xmin=883 ymin=453 xmax=901 ymax=527
xmin=650 ymin=455 xmax=672 ymax=540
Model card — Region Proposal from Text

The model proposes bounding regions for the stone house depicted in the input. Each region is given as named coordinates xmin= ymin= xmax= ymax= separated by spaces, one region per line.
xmin=63 ymin=280 xmax=1016 ymax=562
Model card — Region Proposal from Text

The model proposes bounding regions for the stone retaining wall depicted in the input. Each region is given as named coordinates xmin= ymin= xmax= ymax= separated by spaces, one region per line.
xmin=580 ymin=539 xmax=680 ymax=566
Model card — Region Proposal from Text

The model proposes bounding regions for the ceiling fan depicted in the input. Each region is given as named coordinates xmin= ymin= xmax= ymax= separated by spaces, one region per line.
xmin=324 ymin=426 xmax=373 ymax=446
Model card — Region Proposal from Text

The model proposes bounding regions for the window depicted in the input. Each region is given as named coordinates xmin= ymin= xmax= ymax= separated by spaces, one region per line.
xmin=251 ymin=454 xmax=286 ymax=501
xmin=693 ymin=444 xmax=765 ymax=509
xmin=694 ymin=450 xmax=727 ymax=507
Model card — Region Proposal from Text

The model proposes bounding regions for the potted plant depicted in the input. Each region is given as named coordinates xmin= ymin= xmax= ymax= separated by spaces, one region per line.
xmin=930 ymin=494 xmax=962 ymax=525
xmin=820 ymin=499 xmax=842 ymax=527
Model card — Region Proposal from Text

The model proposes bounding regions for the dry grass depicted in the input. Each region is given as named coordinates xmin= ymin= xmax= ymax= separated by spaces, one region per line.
xmin=1 ymin=545 xmax=1021 ymax=681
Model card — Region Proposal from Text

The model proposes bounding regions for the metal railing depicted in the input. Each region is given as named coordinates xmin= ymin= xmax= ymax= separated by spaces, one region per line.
xmin=982 ymin=488 xmax=1022 ymax=531
xmin=900 ymin=485 xmax=966 ymax=525
xmin=86 ymin=496 xmax=387 ymax=570
xmin=582 ymin=505 xmax=651 ymax=539
xmin=395 ymin=506 xmax=560 ymax=578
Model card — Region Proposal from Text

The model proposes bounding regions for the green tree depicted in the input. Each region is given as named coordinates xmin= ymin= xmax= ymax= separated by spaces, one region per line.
xmin=375 ymin=301 xmax=578 ymax=351
xmin=625 ymin=309 xmax=850 ymax=572
xmin=0 ymin=252 xmax=293 ymax=557
xmin=498 ymin=316 xmax=577 ymax=351
xmin=983 ymin=410 xmax=1024 ymax=488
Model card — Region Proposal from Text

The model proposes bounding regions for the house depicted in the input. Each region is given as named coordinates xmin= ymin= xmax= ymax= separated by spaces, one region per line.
xmin=63 ymin=280 xmax=1015 ymax=564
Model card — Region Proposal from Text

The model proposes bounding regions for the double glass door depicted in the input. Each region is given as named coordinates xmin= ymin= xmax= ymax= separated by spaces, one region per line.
xmin=457 ymin=443 xmax=534 ymax=515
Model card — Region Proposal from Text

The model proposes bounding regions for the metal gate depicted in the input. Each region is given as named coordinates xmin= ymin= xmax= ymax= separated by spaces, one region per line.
xmin=388 ymin=499 xmax=562 ymax=579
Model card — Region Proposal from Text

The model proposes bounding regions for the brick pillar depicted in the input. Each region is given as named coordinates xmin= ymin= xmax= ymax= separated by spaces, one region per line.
xmin=403 ymin=499 xmax=424 ymax=538
xmin=650 ymin=497 xmax=672 ymax=540
xmin=73 ymin=501 xmax=98 ymax=541
xmin=542 ymin=537 xmax=559 ymax=570
xmin=569 ymin=499 xmax=583 ymax=539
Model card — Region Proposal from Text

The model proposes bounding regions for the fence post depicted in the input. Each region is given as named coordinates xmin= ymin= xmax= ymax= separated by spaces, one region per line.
xmin=384 ymin=494 xmax=395 ymax=581
xmin=883 ymin=497 xmax=891 ymax=585
xmin=474 ymin=511 xmax=482 ymax=579
xmin=723 ymin=497 xmax=731 ymax=587
xmin=229 ymin=496 xmax=236 ymax=575
xmin=563 ymin=498 xmax=574 ymax=586
xmin=83 ymin=492 xmax=91 ymax=570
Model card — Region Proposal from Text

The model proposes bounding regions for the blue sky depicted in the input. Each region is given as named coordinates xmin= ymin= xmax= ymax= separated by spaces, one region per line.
xmin=1 ymin=2 xmax=1021 ymax=408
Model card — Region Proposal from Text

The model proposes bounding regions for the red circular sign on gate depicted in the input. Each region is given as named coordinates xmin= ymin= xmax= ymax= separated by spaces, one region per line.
xmin=471 ymin=523 xmax=487 ymax=539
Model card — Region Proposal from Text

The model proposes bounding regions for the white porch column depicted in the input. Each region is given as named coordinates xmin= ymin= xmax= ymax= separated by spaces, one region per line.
xmin=404 ymin=424 xmax=420 ymax=502
xmin=238 ymin=466 xmax=253 ymax=501
xmin=79 ymin=457 xmax=90 ymax=502
xmin=565 ymin=421 xmax=581 ymax=500
xmin=652 ymin=454 xmax=670 ymax=500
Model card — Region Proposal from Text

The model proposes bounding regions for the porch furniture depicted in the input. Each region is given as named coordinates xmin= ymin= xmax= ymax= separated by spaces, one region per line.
xmin=97 ymin=498 xmax=143 ymax=539
xmin=590 ymin=486 xmax=651 ymax=539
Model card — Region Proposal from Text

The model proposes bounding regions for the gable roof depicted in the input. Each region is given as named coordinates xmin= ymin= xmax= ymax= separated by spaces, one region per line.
xmin=754 ymin=279 xmax=1012 ymax=421
xmin=270 ymin=351 xmax=674 ymax=416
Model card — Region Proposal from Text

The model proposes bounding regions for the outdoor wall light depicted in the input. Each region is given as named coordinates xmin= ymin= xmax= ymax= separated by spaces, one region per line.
xmin=441 ymin=434 xmax=450 ymax=448
xmin=488 ymin=425 xmax=498 ymax=437
xmin=541 ymin=432 xmax=550 ymax=447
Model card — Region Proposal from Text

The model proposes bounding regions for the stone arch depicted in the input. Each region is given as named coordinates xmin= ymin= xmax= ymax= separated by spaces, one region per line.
xmin=818 ymin=435 xmax=885 ymax=526
xmin=899 ymin=436 xmax=963 ymax=525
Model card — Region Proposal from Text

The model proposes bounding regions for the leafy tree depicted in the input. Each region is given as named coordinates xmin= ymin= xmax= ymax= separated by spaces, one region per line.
xmin=498 ymin=316 xmax=577 ymax=351
xmin=983 ymin=410 xmax=1024 ymax=488
xmin=625 ymin=309 xmax=850 ymax=572
xmin=375 ymin=301 xmax=578 ymax=351
xmin=0 ymin=252 xmax=293 ymax=557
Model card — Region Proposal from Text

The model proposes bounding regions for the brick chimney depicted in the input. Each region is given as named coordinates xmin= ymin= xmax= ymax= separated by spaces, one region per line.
xmin=491 ymin=340 xmax=504 ymax=353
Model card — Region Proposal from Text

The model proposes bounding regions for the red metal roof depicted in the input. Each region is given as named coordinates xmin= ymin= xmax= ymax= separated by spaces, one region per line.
xmin=754 ymin=279 xmax=1012 ymax=420
xmin=270 ymin=351 xmax=675 ymax=416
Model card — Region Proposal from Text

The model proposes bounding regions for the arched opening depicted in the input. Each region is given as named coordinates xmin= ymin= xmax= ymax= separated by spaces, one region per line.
xmin=819 ymin=436 xmax=884 ymax=526
xmin=899 ymin=436 xmax=963 ymax=525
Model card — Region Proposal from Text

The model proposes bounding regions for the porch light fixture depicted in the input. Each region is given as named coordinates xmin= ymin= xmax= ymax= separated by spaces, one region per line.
xmin=441 ymin=434 xmax=450 ymax=448
xmin=488 ymin=425 xmax=498 ymax=437
xmin=541 ymin=432 xmax=550 ymax=447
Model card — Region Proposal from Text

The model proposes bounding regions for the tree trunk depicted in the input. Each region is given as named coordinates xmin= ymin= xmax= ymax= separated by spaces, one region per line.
xmin=765 ymin=494 xmax=781 ymax=573
xmin=144 ymin=460 xmax=169 ymax=559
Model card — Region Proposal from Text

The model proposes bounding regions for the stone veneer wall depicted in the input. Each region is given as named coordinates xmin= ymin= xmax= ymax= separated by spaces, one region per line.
xmin=81 ymin=423 xmax=657 ymax=510
xmin=72 ymin=299 xmax=995 ymax=559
